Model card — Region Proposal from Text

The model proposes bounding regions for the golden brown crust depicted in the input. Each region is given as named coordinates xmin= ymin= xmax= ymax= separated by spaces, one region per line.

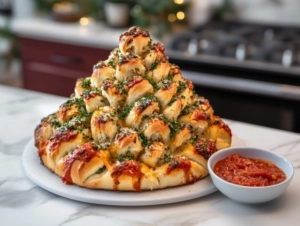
xmin=116 ymin=53 xmax=146 ymax=82
xmin=147 ymin=60 xmax=170 ymax=83
xmin=38 ymin=129 xmax=87 ymax=172
xmin=91 ymin=106 xmax=118 ymax=142
xmin=126 ymin=77 xmax=153 ymax=106
xmin=154 ymin=79 xmax=178 ymax=109
xmin=119 ymin=26 xmax=151 ymax=57
xmin=143 ymin=117 xmax=170 ymax=144
xmin=101 ymin=79 xmax=126 ymax=108
xmin=91 ymin=61 xmax=115 ymax=88
xmin=143 ymin=42 xmax=167 ymax=70
xmin=155 ymin=156 xmax=208 ymax=189
xmin=205 ymin=116 xmax=232 ymax=150
xmin=34 ymin=113 xmax=60 ymax=149
xmin=125 ymin=96 xmax=160 ymax=128
xmin=110 ymin=128 xmax=143 ymax=159
xmin=34 ymin=26 xmax=232 ymax=191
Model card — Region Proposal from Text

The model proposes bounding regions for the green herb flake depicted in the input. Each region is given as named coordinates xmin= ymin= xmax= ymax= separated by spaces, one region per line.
xmin=150 ymin=61 xmax=159 ymax=70
xmin=117 ymin=151 xmax=135 ymax=161
xmin=138 ymin=133 xmax=149 ymax=147
xmin=118 ymin=103 xmax=134 ymax=120
xmin=142 ymin=75 xmax=159 ymax=91
xmin=177 ymin=81 xmax=186 ymax=94
xmin=163 ymin=154 xmax=172 ymax=164
xmin=81 ymin=78 xmax=91 ymax=89
xmin=95 ymin=166 xmax=106 ymax=174
xmin=169 ymin=121 xmax=181 ymax=138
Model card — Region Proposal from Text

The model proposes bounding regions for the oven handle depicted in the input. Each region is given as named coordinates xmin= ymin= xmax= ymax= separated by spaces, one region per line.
xmin=182 ymin=70 xmax=300 ymax=101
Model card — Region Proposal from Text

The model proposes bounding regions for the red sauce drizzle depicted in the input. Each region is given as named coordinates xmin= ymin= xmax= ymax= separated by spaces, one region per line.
xmin=194 ymin=138 xmax=216 ymax=159
xmin=152 ymin=42 xmax=165 ymax=52
xmin=184 ymin=78 xmax=194 ymax=90
xmin=170 ymin=65 xmax=180 ymax=75
xmin=126 ymin=77 xmax=143 ymax=90
xmin=111 ymin=160 xmax=143 ymax=191
xmin=119 ymin=53 xmax=138 ymax=65
xmin=194 ymin=109 xmax=209 ymax=121
xmin=48 ymin=130 xmax=78 ymax=153
xmin=119 ymin=26 xmax=149 ymax=41
xmin=38 ymin=140 xmax=49 ymax=157
xmin=62 ymin=143 xmax=98 ymax=184
xmin=198 ymin=97 xmax=211 ymax=108
xmin=93 ymin=115 xmax=108 ymax=128
xmin=167 ymin=156 xmax=191 ymax=183
xmin=213 ymin=154 xmax=287 ymax=186
xmin=102 ymin=80 xmax=113 ymax=91
xmin=83 ymin=91 xmax=98 ymax=100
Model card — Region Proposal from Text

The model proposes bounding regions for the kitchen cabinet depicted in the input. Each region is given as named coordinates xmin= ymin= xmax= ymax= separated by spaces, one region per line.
xmin=20 ymin=38 xmax=111 ymax=96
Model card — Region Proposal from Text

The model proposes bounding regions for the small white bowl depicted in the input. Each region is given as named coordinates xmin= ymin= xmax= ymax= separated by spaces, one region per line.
xmin=208 ymin=146 xmax=294 ymax=204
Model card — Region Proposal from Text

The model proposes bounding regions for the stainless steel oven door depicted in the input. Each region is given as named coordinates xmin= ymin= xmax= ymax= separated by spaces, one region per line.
xmin=182 ymin=70 xmax=300 ymax=132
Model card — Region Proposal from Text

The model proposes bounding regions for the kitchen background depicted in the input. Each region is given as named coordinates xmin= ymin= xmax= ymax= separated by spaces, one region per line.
xmin=0 ymin=0 xmax=299 ymax=133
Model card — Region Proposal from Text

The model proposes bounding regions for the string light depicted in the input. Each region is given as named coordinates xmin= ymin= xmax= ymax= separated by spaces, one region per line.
xmin=168 ymin=14 xmax=176 ymax=22
xmin=174 ymin=0 xmax=184 ymax=4
xmin=176 ymin=11 xmax=185 ymax=20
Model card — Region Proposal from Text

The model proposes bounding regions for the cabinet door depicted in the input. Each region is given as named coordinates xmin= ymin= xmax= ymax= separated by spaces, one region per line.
xmin=20 ymin=38 xmax=111 ymax=96
xmin=23 ymin=62 xmax=88 ymax=96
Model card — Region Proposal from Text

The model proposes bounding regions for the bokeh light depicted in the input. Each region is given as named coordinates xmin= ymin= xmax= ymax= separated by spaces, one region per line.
xmin=176 ymin=11 xmax=185 ymax=20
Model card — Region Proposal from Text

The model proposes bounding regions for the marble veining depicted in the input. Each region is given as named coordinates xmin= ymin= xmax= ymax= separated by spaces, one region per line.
xmin=0 ymin=84 xmax=299 ymax=226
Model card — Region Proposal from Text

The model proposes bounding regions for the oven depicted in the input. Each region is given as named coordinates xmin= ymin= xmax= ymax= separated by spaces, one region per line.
xmin=166 ymin=21 xmax=300 ymax=133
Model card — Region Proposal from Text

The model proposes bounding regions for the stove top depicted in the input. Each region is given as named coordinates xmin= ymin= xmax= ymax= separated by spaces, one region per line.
xmin=167 ymin=21 xmax=300 ymax=79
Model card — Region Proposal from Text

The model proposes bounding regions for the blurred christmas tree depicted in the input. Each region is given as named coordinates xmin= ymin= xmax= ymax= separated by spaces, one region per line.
xmin=33 ymin=0 xmax=101 ymax=19
xmin=131 ymin=0 xmax=189 ymax=38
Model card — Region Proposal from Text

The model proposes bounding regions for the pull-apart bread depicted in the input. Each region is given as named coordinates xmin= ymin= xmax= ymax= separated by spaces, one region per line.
xmin=35 ymin=27 xmax=232 ymax=191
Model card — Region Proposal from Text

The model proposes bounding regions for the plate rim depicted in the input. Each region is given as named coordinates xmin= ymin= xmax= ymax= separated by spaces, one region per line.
xmin=22 ymin=138 xmax=218 ymax=206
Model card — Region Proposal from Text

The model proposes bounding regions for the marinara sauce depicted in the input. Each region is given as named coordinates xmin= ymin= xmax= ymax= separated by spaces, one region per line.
xmin=213 ymin=154 xmax=286 ymax=186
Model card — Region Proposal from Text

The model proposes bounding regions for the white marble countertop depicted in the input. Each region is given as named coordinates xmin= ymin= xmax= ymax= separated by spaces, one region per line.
xmin=0 ymin=84 xmax=300 ymax=225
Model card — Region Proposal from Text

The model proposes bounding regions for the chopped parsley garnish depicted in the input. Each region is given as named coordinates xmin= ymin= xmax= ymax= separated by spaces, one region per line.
xmin=136 ymin=95 xmax=158 ymax=112
xmin=108 ymin=58 xmax=116 ymax=68
xmin=150 ymin=61 xmax=159 ymax=70
xmin=59 ymin=97 xmax=92 ymax=131
xmin=167 ymin=97 xmax=177 ymax=107
xmin=177 ymin=81 xmax=186 ymax=94
xmin=117 ymin=151 xmax=135 ymax=161
xmin=190 ymin=135 xmax=197 ymax=144
xmin=116 ymin=80 xmax=128 ymax=95
xmin=180 ymin=105 xmax=191 ymax=116
xmin=93 ymin=142 xmax=110 ymax=150
xmin=142 ymin=75 xmax=159 ymax=90
xmin=81 ymin=78 xmax=91 ymax=89
xmin=118 ymin=103 xmax=134 ymax=120
xmin=48 ymin=114 xmax=61 ymax=128
xmin=138 ymin=133 xmax=149 ymax=147
xmin=95 ymin=166 xmax=106 ymax=174
xmin=163 ymin=154 xmax=172 ymax=164
xmin=169 ymin=121 xmax=181 ymax=138
xmin=50 ymin=120 xmax=61 ymax=128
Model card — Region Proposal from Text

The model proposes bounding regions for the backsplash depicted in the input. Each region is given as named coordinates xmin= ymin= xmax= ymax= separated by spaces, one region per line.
xmin=230 ymin=0 xmax=300 ymax=25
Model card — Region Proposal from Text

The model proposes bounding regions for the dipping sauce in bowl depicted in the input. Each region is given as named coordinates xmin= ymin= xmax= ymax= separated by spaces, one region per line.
xmin=213 ymin=154 xmax=286 ymax=187
xmin=207 ymin=147 xmax=294 ymax=204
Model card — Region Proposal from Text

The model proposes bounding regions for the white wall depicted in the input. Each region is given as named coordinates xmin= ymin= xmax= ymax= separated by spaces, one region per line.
xmin=188 ymin=0 xmax=300 ymax=27
xmin=230 ymin=0 xmax=300 ymax=25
